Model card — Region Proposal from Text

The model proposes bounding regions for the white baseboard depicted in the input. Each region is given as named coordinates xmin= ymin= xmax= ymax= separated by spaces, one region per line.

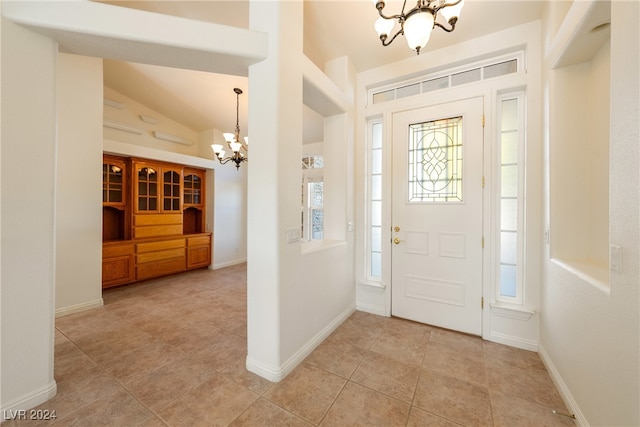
xmin=356 ymin=302 xmax=388 ymax=317
xmin=538 ymin=344 xmax=587 ymax=427
xmin=55 ymin=298 xmax=104 ymax=318
xmin=246 ymin=304 xmax=356 ymax=382
xmin=486 ymin=331 xmax=538 ymax=352
xmin=211 ymin=258 xmax=247 ymax=270
xmin=1 ymin=380 xmax=57 ymax=422
xmin=244 ymin=357 xmax=281 ymax=383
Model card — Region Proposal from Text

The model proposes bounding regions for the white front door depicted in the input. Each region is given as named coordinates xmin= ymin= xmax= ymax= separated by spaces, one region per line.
xmin=391 ymin=97 xmax=484 ymax=335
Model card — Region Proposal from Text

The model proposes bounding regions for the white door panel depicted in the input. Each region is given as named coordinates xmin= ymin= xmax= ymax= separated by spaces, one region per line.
xmin=391 ymin=97 xmax=484 ymax=335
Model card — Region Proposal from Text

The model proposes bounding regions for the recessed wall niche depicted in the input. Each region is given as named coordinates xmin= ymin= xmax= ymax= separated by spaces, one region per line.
xmin=547 ymin=0 xmax=611 ymax=285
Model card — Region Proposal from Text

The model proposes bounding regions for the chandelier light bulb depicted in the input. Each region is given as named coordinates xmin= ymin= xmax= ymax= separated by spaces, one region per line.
xmin=375 ymin=17 xmax=395 ymax=38
xmin=211 ymin=143 xmax=223 ymax=154
xmin=223 ymin=132 xmax=235 ymax=143
xmin=403 ymin=12 xmax=434 ymax=53
xmin=440 ymin=0 xmax=464 ymax=23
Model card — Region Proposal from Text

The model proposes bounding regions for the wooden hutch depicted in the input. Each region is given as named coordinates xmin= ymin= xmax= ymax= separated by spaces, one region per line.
xmin=102 ymin=154 xmax=212 ymax=288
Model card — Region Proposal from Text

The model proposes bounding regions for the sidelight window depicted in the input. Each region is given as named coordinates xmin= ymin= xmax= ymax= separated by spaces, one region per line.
xmin=496 ymin=91 xmax=525 ymax=303
xmin=368 ymin=119 xmax=383 ymax=279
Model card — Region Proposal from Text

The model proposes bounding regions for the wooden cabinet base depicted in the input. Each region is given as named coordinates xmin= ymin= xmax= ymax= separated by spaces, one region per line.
xmin=102 ymin=233 xmax=211 ymax=288
xmin=137 ymin=256 xmax=186 ymax=281
xmin=102 ymin=255 xmax=135 ymax=288
xmin=187 ymin=234 xmax=212 ymax=270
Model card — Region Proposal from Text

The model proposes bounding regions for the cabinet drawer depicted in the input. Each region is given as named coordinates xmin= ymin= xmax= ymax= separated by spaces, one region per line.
xmin=137 ymin=239 xmax=185 ymax=253
xmin=133 ymin=224 xmax=183 ymax=239
xmin=103 ymin=242 xmax=134 ymax=258
xmin=134 ymin=214 xmax=182 ymax=226
xmin=137 ymin=248 xmax=185 ymax=264
xmin=187 ymin=235 xmax=210 ymax=246
xmin=137 ymin=257 xmax=185 ymax=280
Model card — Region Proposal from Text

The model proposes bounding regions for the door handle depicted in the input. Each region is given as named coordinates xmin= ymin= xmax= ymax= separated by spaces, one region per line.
xmin=393 ymin=237 xmax=402 ymax=245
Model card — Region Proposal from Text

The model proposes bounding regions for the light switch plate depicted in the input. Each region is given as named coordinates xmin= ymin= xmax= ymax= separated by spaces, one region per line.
xmin=610 ymin=245 xmax=622 ymax=273
xmin=286 ymin=227 xmax=301 ymax=244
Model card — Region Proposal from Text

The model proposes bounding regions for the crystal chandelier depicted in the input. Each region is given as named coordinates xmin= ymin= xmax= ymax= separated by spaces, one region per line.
xmin=211 ymin=88 xmax=248 ymax=170
xmin=373 ymin=0 xmax=464 ymax=54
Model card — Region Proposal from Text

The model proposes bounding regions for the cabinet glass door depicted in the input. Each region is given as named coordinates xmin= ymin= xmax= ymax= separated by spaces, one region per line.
xmin=137 ymin=167 xmax=158 ymax=211
xmin=163 ymin=170 xmax=181 ymax=211
xmin=103 ymin=163 xmax=124 ymax=204
xmin=184 ymin=174 xmax=202 ymax=205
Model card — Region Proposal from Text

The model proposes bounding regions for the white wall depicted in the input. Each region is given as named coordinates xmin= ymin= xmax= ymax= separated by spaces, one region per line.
xmin=540 ymin=1 xmax=640 ymax=425
xmin=199 ymin=129 xmax=248 ymax=269
xmin=1 ymin=16 xmax=58 ymax=412
xmin=55 ymin=53 xmax=103 ymax=316
xmin=246 ymin=1 xmax=356 ymax=381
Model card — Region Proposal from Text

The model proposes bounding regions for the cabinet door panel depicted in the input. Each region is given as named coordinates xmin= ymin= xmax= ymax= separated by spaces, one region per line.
xmin=103 ymin=255 xmax=134 ymax=287
xmin=134 ymin=162 xmax=160 ymax=213
xmin=162 ymin=169 xmax=182 ymax=213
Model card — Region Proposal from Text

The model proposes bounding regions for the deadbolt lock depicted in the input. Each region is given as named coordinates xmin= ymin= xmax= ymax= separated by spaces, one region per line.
xmin=394 ymin=226 xmax=400 ymax=232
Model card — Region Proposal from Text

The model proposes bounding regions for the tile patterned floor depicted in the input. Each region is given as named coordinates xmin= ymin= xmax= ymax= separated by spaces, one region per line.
xmin=5 ymin=264 xmax=575 ymax=426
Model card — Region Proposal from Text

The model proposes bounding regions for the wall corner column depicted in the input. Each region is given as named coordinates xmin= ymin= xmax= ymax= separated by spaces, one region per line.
xmin=246 ymin=0 xmax=303 ymax=381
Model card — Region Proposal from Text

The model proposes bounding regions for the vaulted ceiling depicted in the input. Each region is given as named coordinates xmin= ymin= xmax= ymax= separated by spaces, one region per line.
xmin=99 ymin=1 xmax=544 ymax=142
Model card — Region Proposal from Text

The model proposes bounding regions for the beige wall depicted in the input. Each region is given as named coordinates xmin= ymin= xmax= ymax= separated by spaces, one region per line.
xmin=55 ymin=53 xmax=103 ymax=316
xmin=1 ymin=16 xmax=58 ymax=410
xmin=540 ymin=1 xmax=640 ymax=425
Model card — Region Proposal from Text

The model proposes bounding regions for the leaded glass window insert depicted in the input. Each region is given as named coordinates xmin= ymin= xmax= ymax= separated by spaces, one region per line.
xmin=408 ymin=117 xmax=463 ymax=202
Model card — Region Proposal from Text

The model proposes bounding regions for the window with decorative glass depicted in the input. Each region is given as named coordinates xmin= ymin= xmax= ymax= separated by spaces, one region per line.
xmin=408 ymin=116 xmax=463 ymax=203
xmin=496 ymin=91 xmax=525 ymax=303
xmin=301 ymin=156 xmax=324 ymax=242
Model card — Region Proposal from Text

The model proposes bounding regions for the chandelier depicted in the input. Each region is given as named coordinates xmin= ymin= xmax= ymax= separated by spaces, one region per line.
xmin=211 ymin=88 xmax=248 ymax=170
xmin=373 ymin=0 xmax=464 ymax=54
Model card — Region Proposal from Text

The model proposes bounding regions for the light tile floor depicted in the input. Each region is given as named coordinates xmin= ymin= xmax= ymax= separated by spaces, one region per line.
xmin=5 ymin=264 xmax=575 ymax=426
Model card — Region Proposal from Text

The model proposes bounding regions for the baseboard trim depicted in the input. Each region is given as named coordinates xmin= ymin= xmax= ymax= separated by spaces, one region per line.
xmin=538 ymin=344 xmax=587 ymax=427
xmin=1 ymin=380 xmax=57 ymax=422
xmin=486 ymin=331 xmax=538 ymax=352
xmin=55 ymin=298 xmax=104 ymax=318
xmin=246 ymin=304 xmax=356 ymax=382
xmin=356 ymin=302 xmax=387 ymax=317
xmin=211 ymin=258 xmax=247 ymax=270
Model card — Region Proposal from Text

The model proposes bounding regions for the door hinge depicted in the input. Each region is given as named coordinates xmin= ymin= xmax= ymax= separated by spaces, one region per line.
xmin=481 ymin=297 xmax=484 ymax=309
xmin=482 ymin=176 xmax=485 ymax=188
xmin=482 ymin=236 xmax=485 ymax=248
xmin=482 ymin=114 xmax=485 ymax=127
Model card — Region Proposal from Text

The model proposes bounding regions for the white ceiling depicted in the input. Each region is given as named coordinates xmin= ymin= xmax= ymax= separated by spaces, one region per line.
xmin=99 ymin=0 xmax=545 ymax=141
